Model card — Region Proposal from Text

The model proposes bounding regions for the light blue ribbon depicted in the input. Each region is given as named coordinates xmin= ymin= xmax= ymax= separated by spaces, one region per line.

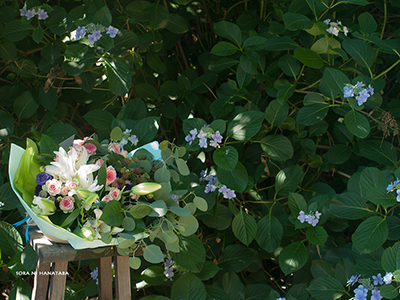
xmin=12 ymin=215 xmax=31 ymax=242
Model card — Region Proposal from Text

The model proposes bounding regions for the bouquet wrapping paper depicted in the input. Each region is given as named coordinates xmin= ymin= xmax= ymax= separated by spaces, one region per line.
xmin=9 ymin=140 xmax=161 ymax=250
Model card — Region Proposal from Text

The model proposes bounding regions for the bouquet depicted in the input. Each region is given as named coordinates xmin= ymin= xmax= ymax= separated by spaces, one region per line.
xmin=9 ymin=127 xmax=208 ymax=268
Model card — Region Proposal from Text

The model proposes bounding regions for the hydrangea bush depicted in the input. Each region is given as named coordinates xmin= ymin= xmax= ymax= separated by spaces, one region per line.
xmin=1 ymin=0 xmax=400 ymax=299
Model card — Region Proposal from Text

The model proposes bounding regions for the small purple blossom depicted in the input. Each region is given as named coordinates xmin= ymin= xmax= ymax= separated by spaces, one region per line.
xmin=383 ymin=272 xmax=393 ymax=285
xmin=163 ymin=257 xmax=174 ymax=280
xmin=205 ymin=183 xmax=217 ymax=193
xmin=223 ymin=189 xmax=236 ymax=199
xmin=343 ymin=86 xmax=354 ymax=98
xmin=26 ymin=9 xmax=36 ymax=20
xmin=197 ymin=130 xmax=207 ymax=139
xmin=172 ymin=194 xmax=179 ymax=204
xmin=371 ymin=287 xmax=382 ymax=300
xmin=387 ymin=178 xmax=400 ymax=192
xmin=210 ymin=131 xmax=223 ymax=147
xmin=199 ymin=137 xmax=208 ymax=148
xmin=88 ymin=30 xmax=102 ymax=46
xmin=218 ymin=185 xmax=228 ymax=193
xmin=372 ymin=273 xmax=384 ymax=285
xmin=185 ymin=134 xmax=195 ymax=145
xmin=346 ymin=274 xmax=361 ymax=286
xmin=354 ymin=285 xmax=368 ymax=300
xmin=106 ymin=26 xmax=119 ymax=38
xmin=199 ymin=170 xmax=207 ymax=182
xmin=37 ymin=8 xmax=48 ymax=20
xmin=367 ymin=84 xmax=374 ymax=95
xmin=91 ymin=268 xmax=99 ymax=285
xmin=20 ymin=7 xmax=28 ymax=17
xmin=75 ymin=26 xmax=87 ymax=40
xmin=323 ymin=19 xmax=330 ymax=25
xmin=128 ymin=135 xmax=138 ymax=145
xmin=356 ymin=89 xmax=370 ymax=106
xmin=297 ymin=211 xmax=306 ymax=223
xmin=36 ymin=173 xmax=53 ymax=185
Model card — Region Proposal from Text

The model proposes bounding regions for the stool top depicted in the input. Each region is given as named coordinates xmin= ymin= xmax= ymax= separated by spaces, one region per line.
xmin=28 ymin=225 xmax=119 ymax=263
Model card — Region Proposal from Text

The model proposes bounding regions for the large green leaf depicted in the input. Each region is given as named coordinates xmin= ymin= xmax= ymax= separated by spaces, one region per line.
xmin=211 ymin=42 xmax=240 ymax=56
xmin=279 ymin=241 xmax=308 ymax=275
xmin=100 ymin=200 xmax=124 ymax=227
xmin=296 ymin=103 xmax=329 ymax=126
xmin=283 ymin=12 xmax=313 ymax=31
xmin=260 ymin=135 xmax=293 ymax=161
xmin=83 ymin=109 xmax=114 ymax=131
xmin=0 ymin=221 xmax=23 ymax=256
xmin=322 ymin=68 xmax=350 ymax=95
xmin=278 ymin=54 xmax=300 ymax=77
xmin=326 ymin=144 xmax=352 ymax=164
xmin=330 ymin=192 xmax=369 ymax=220
xmin=217 ymin=162 xmax=248 ymax=193
xmin=143 ymin=244 xmax=164 ymax=263
xmin=104 ymin=58 xmax=132 ymax=96
xmin=170 ymin=235 xmax=205 ymax=272
xmin=213 ymin=146 xmax=239 ymax=170
xmin=294 ymin=47 xmax=324 ymax=69
xmin=358 ymin=12 xmax=377 ymax=35
xmin=210 ymin=96 xmax=235 ymax=118
xmin=218 ymin=244 xmax=253 ymax=272
xmin=166 ymin=13 xmax=188 ymax=34
xmin=200 ymin=204 xmax=232 ymax=230
xmin=264 ymin=36 xmax=299 ymax=51
xmin=255 ymin=214 xmax=283 ymax=252
xmin=214 ymin=21 xmax=242 ymax=47
xmin=306 ymin=226 xmax=328 ymax=246
xmin=357 ymin=140 xmax=398 ymax=167
xmin=344 ymin=110 xmax=370 ymax=139
xmin=13 ymin=91 xmax=39 ymax=120
xmin=3 ymin=19 xmax=33 ymax=42
xmin=381 ymin=242 xmax=400 ymax=272
xmin=144 ymin=3 xmax=169 ymax=30
xmin=171 ymin=274 xmax=207 ymax=300
xmin=265 ymin=100 xmax=289 ymax=127
xmin=275 ymin=165 xmax=303 ymax=196
xmin=352 ymin=216 xmax=388 ymax=253
xmin=232 ymin=210 xmax=257 ymax=246
xmin=307 ymin=276 xmax=345 ymax=300
xmin=342 ymin=39 xmax=375 ymax=69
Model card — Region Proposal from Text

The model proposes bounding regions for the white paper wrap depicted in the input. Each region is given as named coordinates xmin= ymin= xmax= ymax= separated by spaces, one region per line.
xmin=9 ymin=141 xmax=161 ymax=250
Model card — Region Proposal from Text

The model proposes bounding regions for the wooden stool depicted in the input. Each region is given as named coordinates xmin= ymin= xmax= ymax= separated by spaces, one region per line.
xmin=27 ymin=225 xmax=131 ymax=300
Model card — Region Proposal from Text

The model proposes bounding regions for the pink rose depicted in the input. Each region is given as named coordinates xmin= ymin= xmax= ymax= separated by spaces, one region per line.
xmin=101 ymin=195 xmax=113 ymax=203
xmin=108 ymin=142 xmax=121 ymax=154
xmin=83 ymin=143 xmax=97 ymax=154
xmin=59 ymin=196 xmax=75 ymax=213
xmin=96 ymin=159 xmax=104 ymax=166
xmin=106 ymin=166 xmax=117 ymax=185
xmin=109 ymin=188 xmax=120 ymax=200
xmin=66 ymin=180 xmax=78 ymax=191
xmin=45 ymin=179 xmax=62 ymax=196
xmin=60 ymin=186 xmax=69 ymax=196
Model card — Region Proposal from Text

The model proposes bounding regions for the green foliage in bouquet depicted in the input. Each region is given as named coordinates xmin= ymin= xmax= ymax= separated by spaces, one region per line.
xmin=1 ymin=0 xmax=400 ymax=299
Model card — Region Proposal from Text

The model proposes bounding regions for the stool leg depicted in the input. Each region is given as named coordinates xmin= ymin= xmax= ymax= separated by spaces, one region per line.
xmin=98 ymin=256 xmax=113 ymax=300
xmin=48 ymin=261 xmax=68 ymax=300
xmin=32 ymin=258 xmax=51 ymax=300
xmin=114 ymin=256 xmax=131 ymax=300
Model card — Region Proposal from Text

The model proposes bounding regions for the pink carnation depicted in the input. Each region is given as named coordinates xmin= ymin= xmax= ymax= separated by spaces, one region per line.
xmin=106 ymin=166 xmax=117 ymax=185
xmin=59 ymin=196 xmax=75 ymax=213
xmin=109 ymin=188 xmax=120 ymax=200
xmin=83 ymin=143 xmax=97 ymax=154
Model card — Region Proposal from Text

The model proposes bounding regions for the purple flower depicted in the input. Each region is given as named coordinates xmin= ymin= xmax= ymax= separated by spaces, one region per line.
xmin=199 ymin=170 xmax=207 ymax=182
xmin=210 ymin=131 xmax=223 ymax=147
xmin=20 ymin=7 xmax=28 ymax=16
xmin=297 ymin=211 xmax=306 ymax=223
xmin=185 ymin=134 xmax=195 ymax=145
xmin=75 ymin=26 xmax=87 ymax=40
xmin=343 ymin=86 xmax=354 ymax=98
xmin=323 ymin=19 xmax=331 ymax=25
xmin=36 ymin=173 xmax=53 ymax=185
xmin=387 ymin=178 xmax=400 ymax=192
xmin=91 ymin=268 xmax=99 ymax=285
xmin=88 ymin=30 xmax=102 ymax=46
xmin=383 ymin=272 xmax=393 ymax=284
xmin=223 ymin=189 xmax=236 ymax=199
xmin=189 ymin=128 xmax=198 ymax=137
xmin=172 ymin=194 xmax=179 ymax=204
xmin=199 ymin=137 xmax=208 ymax=148
xmin=308 ymin=215 xmax=318 ymax=227
xmin=218 ymin=185 xmax=228 ymax=193
xmin=197 ymin=130 xmax=207 ymax=139
xmin=26 ymin=9 xmax=36 ymax=20
xmin=372 ymin=273 xmax=384 ymax=285
xmin=106 ymin=26 xmax=119 ymax=38
xmin=354 ymin=285 xmax=368 ymax=300
xmin=346 ymin=274 xmax=361 ymax=286
xmin=367 ymin=84 xmax=374 ymax=95
xmin=356 ymin=89 xmax=370 ymax=106
xmin=371 ymin=287 xmax=382 ymax=300
xmin=37 ymin=8 xmax=48 ymax=20
xmin=205 ymin=182 xmax=217 ymax=193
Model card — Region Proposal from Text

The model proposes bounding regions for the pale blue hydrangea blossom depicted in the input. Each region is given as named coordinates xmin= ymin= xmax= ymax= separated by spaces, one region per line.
xmin=203 ymin=172 xmax=236 ymax=199
xmin=74 ymin=23 xmax=119 ymax=45
xmin=106 ymin=26 xmax=119 ymax=38
xmin=371 ymin=287 xmax=382 ymax=300
xmin=297 ymin=210 xmax=321 ymax=227
xmin=163 ymin=256 xmax=175 ymax=281
xmin=324 ymin=19 xmax=348 ymax=36
xmin=383 ymin=272 xmax=393 ymax=284
xmin=372 ymin=273 xmax=384 ymax=286
xmin=353 ymin=284 xmax=368 ymax=300
xmin=346 ymin=274 xmax=361 ymax=286
xmin=276 ymin=298 xmax=286 ymax=300
xmin=185 ymin=125 xmax=223 ymax=148
xmin=343 ymin=82 xmax=374 ymax=106
xmin=20 ymin=6 xmax=48 ymax=20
